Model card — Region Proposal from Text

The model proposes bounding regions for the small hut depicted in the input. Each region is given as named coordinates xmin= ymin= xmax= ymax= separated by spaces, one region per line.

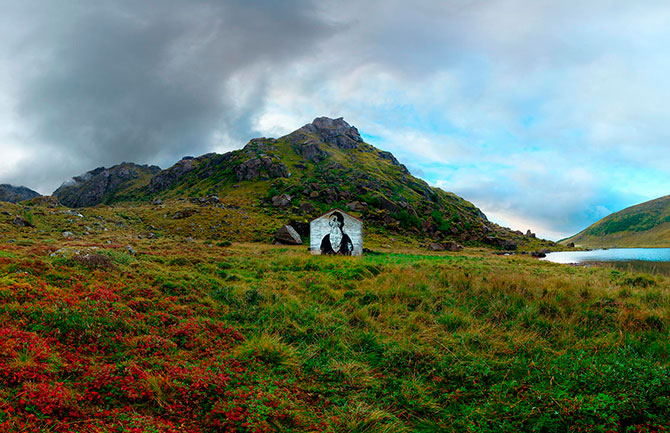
xmin=310 ymin=209 xmax=363 ymax=256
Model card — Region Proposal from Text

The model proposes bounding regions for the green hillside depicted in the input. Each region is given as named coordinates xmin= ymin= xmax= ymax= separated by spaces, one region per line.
xmin=50 ymin=117 xmax=552 ymax=250
xmin=563 ymin=195 xmax=670 ymax=247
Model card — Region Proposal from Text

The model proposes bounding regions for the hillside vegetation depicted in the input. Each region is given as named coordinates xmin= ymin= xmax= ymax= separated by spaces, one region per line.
xmin=51 ymin=117 xmax=547 ymax=250
xmin=0 ymin=199 xmax=669 ymax=432
xmin=564 ymin=195 xmax=670 ymax=248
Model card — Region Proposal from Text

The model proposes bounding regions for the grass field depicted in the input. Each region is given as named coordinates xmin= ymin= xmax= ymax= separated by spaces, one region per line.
xmin=0 ymin=229 xmax=668 ymax=432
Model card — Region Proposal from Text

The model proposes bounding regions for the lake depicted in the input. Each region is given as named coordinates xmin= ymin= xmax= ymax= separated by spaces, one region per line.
xmin=542 ymin=248 xmax=670 ymax=264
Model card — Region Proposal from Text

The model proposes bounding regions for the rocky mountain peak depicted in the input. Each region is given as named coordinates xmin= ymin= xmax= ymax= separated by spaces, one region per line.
xmin=293 ymin=116 xmax=363 ymax=150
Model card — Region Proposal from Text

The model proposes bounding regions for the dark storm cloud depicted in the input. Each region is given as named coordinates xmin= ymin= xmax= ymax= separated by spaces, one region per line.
xmin=1 ymin=0 xmax=334 ymax=193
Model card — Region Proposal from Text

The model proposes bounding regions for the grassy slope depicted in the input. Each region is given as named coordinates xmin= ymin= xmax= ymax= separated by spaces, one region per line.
xmin=564 ymin=195 xmax=670 ymax=248
xmin=0 ymin=201 xmax=669 ymax=432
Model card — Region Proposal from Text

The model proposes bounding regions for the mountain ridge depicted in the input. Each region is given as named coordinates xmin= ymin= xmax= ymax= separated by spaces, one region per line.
xmin=48 ymin=117 xmax=551 ymax=249
xmin=0 ymin=184 xmax=41 ymax=203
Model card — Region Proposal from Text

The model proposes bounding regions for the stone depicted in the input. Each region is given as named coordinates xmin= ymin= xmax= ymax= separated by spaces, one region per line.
xmin=428 ymin=243 xmax=446 ymax=252
xmin=299 ymin=202 xmax=316 ymax=214
xmin=153 ymin=198 xmax=163 ymax=205
xmin=526 ymin=230 xmax=536 ymax=238
xmin=12 ymin=216 xmax=33 ymax=228
xmin=347 ymin=201 xmax=368 ymax=212
xmin=126 ymin=245 xmax=136 ymax=255
xmin=62 ymin=231 xmax=75 ymax=238
xmin=567 ymin=242 xmax=575 ymax=248
xmin=444 ymin=242 xmax=464 ymax=252
xmin=172 ymin=209 xmax=198 ymax=219
xmin=271 ymin=194 xmax=292 ymax=208
xmin=288 ymin=220 xmax=310 ymax=237
xmin=531 ymin=251 xmax=546 ymax=258
xmin=274 ymin=225 xmax=302 ymax=245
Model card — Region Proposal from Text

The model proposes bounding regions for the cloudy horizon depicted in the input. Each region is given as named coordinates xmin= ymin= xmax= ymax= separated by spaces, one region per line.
xmin=1 ymin=0 xmax=669 ymax=240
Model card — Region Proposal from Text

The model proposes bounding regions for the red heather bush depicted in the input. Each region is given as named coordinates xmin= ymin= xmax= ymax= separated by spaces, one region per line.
xmin=16 ymin=381 xmax=81 ymax=419
xmin=167 ymin=317 xmax=243 ymax=351
xmin=128 ymin=334 xmax=177 ymax=357
xmin=84 ymin=364 xmax=153 ymax=403
xmin=0 ymin=328 xmax=57 ymax=385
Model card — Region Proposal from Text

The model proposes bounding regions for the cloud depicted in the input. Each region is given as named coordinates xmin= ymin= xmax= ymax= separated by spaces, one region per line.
xmin=1 ymin=0 xmax=669 ymax=239
xmin=0 ymin=0 xmax=336 ymax=193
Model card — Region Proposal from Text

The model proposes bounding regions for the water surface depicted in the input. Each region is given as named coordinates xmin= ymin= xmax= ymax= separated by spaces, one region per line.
xmin=542 ymin=248 xmax=670 ymax=264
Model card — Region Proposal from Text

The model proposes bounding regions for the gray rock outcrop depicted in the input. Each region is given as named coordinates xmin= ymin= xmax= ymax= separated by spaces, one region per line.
xmin=54 ymin=162 xmax=160 ymax=207
xmin=274 ymin=225 xmax=302 ymax=245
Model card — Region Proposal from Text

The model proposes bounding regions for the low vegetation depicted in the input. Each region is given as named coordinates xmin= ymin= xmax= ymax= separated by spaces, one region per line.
xmin=0 ymin=225 xmax=668 ymax=431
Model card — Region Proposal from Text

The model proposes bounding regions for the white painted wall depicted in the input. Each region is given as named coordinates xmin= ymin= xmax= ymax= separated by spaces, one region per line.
xmin=310 ymin=210 xmax=363 ymax=256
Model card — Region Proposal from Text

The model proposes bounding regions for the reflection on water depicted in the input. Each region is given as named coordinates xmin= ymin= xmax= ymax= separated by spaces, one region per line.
xmin=588 ymin=260 xmax=670 ymax=277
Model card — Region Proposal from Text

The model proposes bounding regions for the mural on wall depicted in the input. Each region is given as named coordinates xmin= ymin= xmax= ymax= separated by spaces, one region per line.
xmin=310 ymin=209 xmax=363 ymax=256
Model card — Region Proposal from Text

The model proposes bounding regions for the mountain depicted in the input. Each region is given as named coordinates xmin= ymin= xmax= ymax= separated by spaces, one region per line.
xmin=0 ymin=184 xmax=40 ymax=203
xmin=50 ymin=117 xmax=549 ymax=248
xmin=53 ymin=162 xmax=161 ymax=207
xmin=562 ymin=195 xmax=670 ymax=247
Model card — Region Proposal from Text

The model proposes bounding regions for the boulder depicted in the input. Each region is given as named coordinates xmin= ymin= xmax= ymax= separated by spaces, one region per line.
xmin=347 ymin=201 xmax=368 ymax=212
xmin=567 ymin=242 xmax=575 ymax=248
xmin=172 ymin=209 xmax=198 ymax=219
xmin=531 ymin=251 xmax=546 ymax=258
xmin=288 ymin=220 xmax=310 ymax=237
xmin=487 ymin=237 xmax=517 ymax=251
xmin=526 ymin=230 xmax=536 ymax=238
xmin=428 ymin=243 xmax=446 ymax=252
xmin=271 ymin=194 xmax=292 ymax=208
xmin=299 ymin=202 xmax=316 ymax=215
xmin=12 ymin=216 xmax=34 ymax=228
xmin=444 ymin=242 xmax=464 ymax=252
xmin=274 ymin=225 xmax=302 ymax=245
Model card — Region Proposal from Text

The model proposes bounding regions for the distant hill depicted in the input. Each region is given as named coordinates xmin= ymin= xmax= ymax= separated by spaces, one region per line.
xmin=0 ymin=184 xmax=40 ymax=203
xmin=562 ymin=195 xmax=670 ymax=247
xmin=50 ymin=117 xmax=551 ymax=249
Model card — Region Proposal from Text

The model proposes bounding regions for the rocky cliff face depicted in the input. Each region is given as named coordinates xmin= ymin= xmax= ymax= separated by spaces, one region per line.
xmin=54 ymin=162 xmax=160 ymax=207
xmin=0 ymin=184 xmax=41 ymax=203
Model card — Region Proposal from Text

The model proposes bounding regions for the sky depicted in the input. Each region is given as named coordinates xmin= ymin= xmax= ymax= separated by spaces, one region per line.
xmin=1 ymin=0 xmax=669 ymax=240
